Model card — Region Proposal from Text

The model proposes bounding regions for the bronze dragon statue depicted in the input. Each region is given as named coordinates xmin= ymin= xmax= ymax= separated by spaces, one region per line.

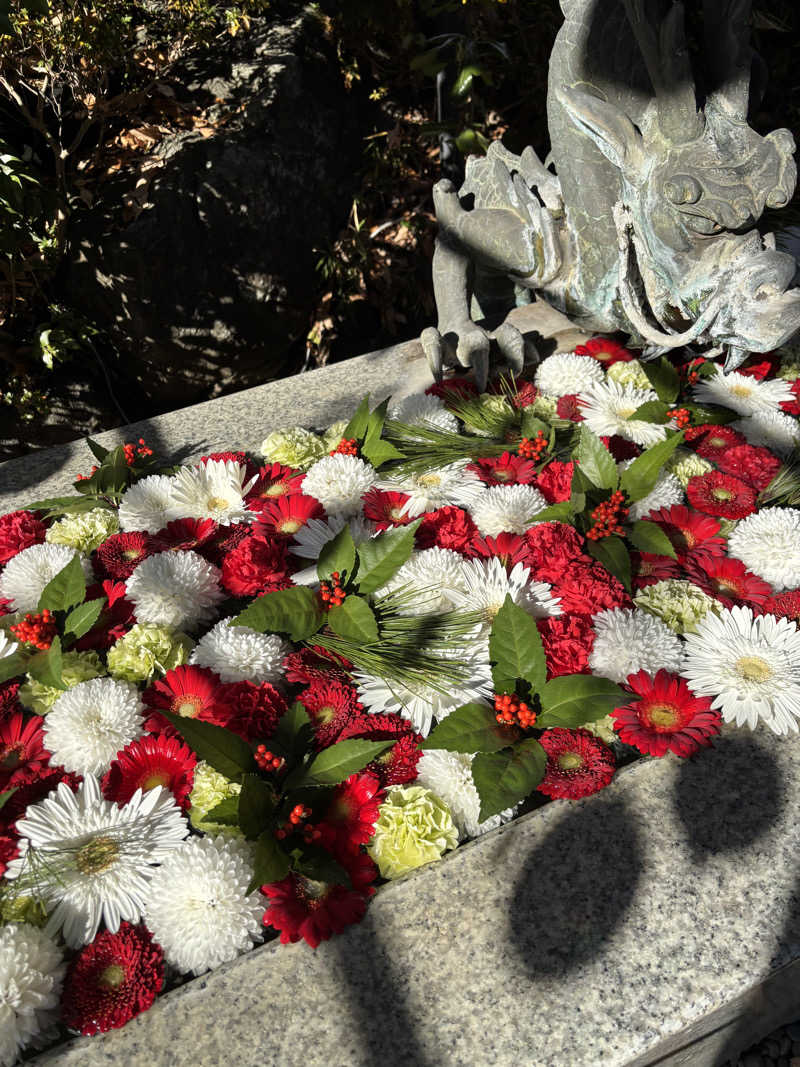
xmin=422 ymin=0 xmax=800 ymax=388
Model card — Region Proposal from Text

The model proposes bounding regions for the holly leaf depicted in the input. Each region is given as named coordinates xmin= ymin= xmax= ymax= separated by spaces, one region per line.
xmin=0 ymin=788 xmax=17 ymax=814
xmin=618 ymin=432 xmax=684 ymax=503
xmin=37 ymin=555 xmax=86 ymax=613
xmin=472 ymin=739 xmax=547 ymax=821
xmin=682 ymin=403 xmax=739 ymax=426
xmin=627 ymin=519 xmax=678 ymax=560
xmin=530 ymin=501 xmax=574 ymax=523
xmin=26 ymin=636 xmax=64 ymax=690
xmin=537 ymin=675 xmax=627 ymax=728
xmin=95 ymin=445 xmax=131 ymax=495
xmin=361 ymin=434 xmax=404 ymax=468
xmin=587 ymin=535 xmax=631 ymax=592
xmin=248 ymin=830 xmax=291 ymax=892
xmin=642 ymin=357 xmax=679 ymax=403
xmin=0 ymin=651 xmax=25 ymax=686
xmin=420 ymin=702 xmax=518 ymax=753
xmin=630 ymin=400 xmax=669 ymax=424
xmin=232 ymin=587 xmax=324 ymax=642
xmin=238 ymin=774 xmax=275 ymax=839
xmin=85 ymin=438 xmax=110 ymax=463
xmin=63 ymin=597 xmax=106 ymax=640
xmin=574 ymin=425 xmax=618 ymax=490
xmin=355 ymin=520 xmax=421 ymax=594
xmin=326 ymin=595 xmax=379 ymax=644
xmin=271 ymin=702 xmax=312 ymax=761
xmin=293 ymin=844 xmax=351 ymax=888
xmin=160 ymin=711 xmax=254 ymax=781
xmin=342 ymin=396 xmax=371 ymax=441
xmin=295 ymin=739 xmax=393 ymax=787
xmin=317 ymin=525 xmax=356 ymax=583
xmin=488 ymin=594 xmax=546 ymax=694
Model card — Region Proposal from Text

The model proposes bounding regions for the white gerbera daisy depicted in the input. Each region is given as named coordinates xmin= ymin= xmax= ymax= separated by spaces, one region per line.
xmin=732 ymin=409 xmax=800 ymax=456
xmin=301 ymin=454 xmax=377 ymax=516
xmin=682 ymin=605 xmax=800 ymax=735
xmin=534 ymin=352 xmax=604 ymax=398
xmin=469 ymin=483 xmax=547 ymax=536
xmin=578 ymin=380 xmax=667 ymax=447
xmin=5 ymin=776 xmax=188 ymax=948
xmin=190 ymin=616 xmax=289 ymax=684
xmin=0 ymin=630 xmax=18 ymax=659
xmin=165 ymin=460 xmax=257 ymax=526
xmin=618 ymin=459 xmax=684 ymax=521
xmin=588 ymin=607 xmax=683 ymax=683
xmin=381 ymin=461 xmax=485 ymax=519
xmin=389 ymin=393 xmax=459 ymax=435
xmin=125 ymin=550 xmax=224 ymax=631
xmin=416 ymin=749 xmax=514 ymax=840
xmin=118 ymin=474 xmax=177 ymax=533
xmin=0 ymin=924 xmax=65 ymax=1067
xmin=143 ymin=835 xmax=263 ymax=976
xmin=727 ymin=507 xmax=800 ymax=591
xmin=0 ymin=544 xmax=92 ymax=614
xmin=43 ymin=678 xmax=144 ymax=777
xmin=693 ymin=366 xmax=792 ymax=415
xmin=452 ymin=559 xmax=561 ymax=640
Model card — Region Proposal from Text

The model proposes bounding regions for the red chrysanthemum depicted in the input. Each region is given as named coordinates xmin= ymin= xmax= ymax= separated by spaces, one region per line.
xmin=60 ymin=922 xmax=163 ymax=1036
xmin=537 ymin=615 xmax=595 ymax=679
xmin=574 ymin=337 xmax=634 ymax=366
xmin=142 ymin=665 xmax=232 ymax=734
xmin=94 ymin=532 xmax=154 ymax=580
xmin=550 ymin=561 xmax=631 ymax=615
xmin=102 ymin=734 xmax=196 ymax=812
xmin=0 ymin=766 xmax=82 ymax=831
xmin=467 ymin=452 xmax=536 ymax=486
xmin=425 ymin=377 xmax=478 ymax=402
xmin=556 ymin=394 xmax=584 ymax=422
xmin=467 ymin=532 xmax=532 ymax=569
xmin=761 ymin=589 xmax=800 ymax=622
xmin=415 ymin=506 xmax=478 ymax=553
xmin=257 ymin=494 xmax=325 ymax=538
xmin=220 ymin=534 xmax=292 ymax=597
xmin=73 ymin=581 xmax=136 ymax=652
xmin=297 ymin=679 xmax=363 ymax=749
xmin=611 ymin=669 xmax=721 ymax=757
xmin=685 ymin=424 xmax=747 ymax=461
xmin=217 ymin=680 xmax=288 ymax=741
xmin=151 ymin=518 xmax=218 ymax=555
xmin=631 ymin=551 xmax=682 ymax=589
xmin=535 ymin=459 xmax=575 ymax=504
xmin=645 ymin=505 xmax=726 ymax=562
xmin=197 ymin=522 xmax=252 ymax=567
xmin=282 ymin=645 xmax=352 ymax=686
xmin=0 ymin=510 xmax=47 ymax=565
xmin=537 ymin=727 xmax=616 ymax=799
xmin=337 ymin=712 xmax=423 ymax=786
xmin=318 ymin=772 xmax=383 ymax=855
xmin=0 ymin=680 xmax=21 ymax=721
xmin=245 ymin=463 xmax=306 ymax=511
xmin=715 ymin=443 xmax=782 ymax=491
xmin=0 ymin=713 xmax=51 ymax=791
xmin=601 ymin=435 xmax=641 ymax=462
xmin=686 ymin=470 xmax=757 ymax=519
xmin=685 ymin=555 xmax=772 ymax=609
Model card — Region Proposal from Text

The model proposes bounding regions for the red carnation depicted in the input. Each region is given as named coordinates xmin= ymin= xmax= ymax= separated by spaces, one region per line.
xmin=217 ymin=680 xmax=288 ymax=741
xmin=245 ymin=464 xmax=306 ymax=511
xmin=467 ymin=452 xmax=536 ymax=486
xmin=524 ymin=522 xmax=590 ymax=584
xmin=537 ymin=727 xmax=616 ymax=799
xmin=319 ymin=772 xmax=383 ymax=855
xmin=602 ymin=436 xmax=641 ymax=462
xmin=94 ymin=532 xmax=154 ymax=580
xmin=686 ymin=471 xmax=757 ymax=519
xmin=685 ymin=555 xmax=772 ymax=609
xmin=738 ymin=356 xmax=779 ymax=380
xmin=761 ymin=589 xmax=800 ymax=622
xmin=297 ymin=679 xmax=363 ymax=749
xmin=282 ymin=645 xmax=352 ymax=686
xmin=362 ymin=488 xmax=413 ymax=529
xmin=685 ymin=424 xmax=746 ymax=461
xmin=0 ymin=766 xmax=82 ymax=831
xmin=550 ymin=560 xmax=631 ymax=615
xmin=257 ymin=493 xmax=325 ymax=538
xmin=0 ymin=713 xmax=51 ymax=791
xmin=142 ymin=665 xmax=232 ymax=734
xmin=556 ymin=394 xmax=584 ymax=422
xmin=645 ymin=504 xmax=726 ymax=562
xmin=611 ymin=669 xmax=721 ymax=757
xmin=416 ymin=506 xmax=478 ymax=553
xmin=337 ymin=712 xmax=423 ymax=786
xmin=425 ymin=377 xmax=478 ymax=402
xmin=220 ymin=534 xmax=291 ymax=596
xmin=0 ymin=510 xmax=47 ymax=565
xmin=0 ymin=833 xmax=19 ymax=877
xmin=197 ymin=522 xmax=251 ymax=567
xmin=631 ymin=551 xmax=682 ymax=589
xmin=574 ymin=337 xmax=634 ymax=366
xmin=535 ymin=459 xmax=574 ymax=503
xmin=537 ymin=615 xmax=595 ymax=679
xmin=60 ymin=922 xmax=163 ymax=1035
xmin=467 ymin=532 xmax=532 ymax=569
xmin=102 ymin=734 xmax=196 ymax=811
xmin=715 ymin=443 xmax=782 ymax=491
xmin=151 ymin=518 xmax=217 ymax=555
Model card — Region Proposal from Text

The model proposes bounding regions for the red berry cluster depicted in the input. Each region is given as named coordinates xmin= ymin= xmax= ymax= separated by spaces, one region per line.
xmin=254 ymin=746 xmax=284 ymax=773
xmin=275 ymin=804 xmax=314 ymax=840
xmin=76 ymin=466 xmax=99 ymax=482
xmin=10 ymin=609 xmax=57 ymax=650
xmin=494 ymin=692 xmax=537 ymax=729
xmin=123 ymin=438 xmax=154 ymax=464
xmin=320 ymin=571 xmax=346 ymax=608
xmin=586 ymin=490 xmax=629 ymax=540
xmin=685 ymin=358 xmax=706 ymax=385
xmin=517 ymin=431 xmax=548 ymax=460
xmin=330 ymin=438 xmax=358 ymax=457
xmin=668 ymin=407 xmax=691 ymax=429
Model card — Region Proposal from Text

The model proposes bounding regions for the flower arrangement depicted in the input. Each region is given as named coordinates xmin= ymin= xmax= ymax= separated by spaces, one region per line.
xmin=1 ymin=338 xmax=800 ymax=1060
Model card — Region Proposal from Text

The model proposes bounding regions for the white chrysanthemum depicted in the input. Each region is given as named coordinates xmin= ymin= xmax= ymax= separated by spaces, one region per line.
xmin=416 ymin=749 xmax=513 ymax=840
xmin=301 ymin=454 xmax=377 ymax=516
xmin=452 ymin=558 xmax=561 ymax=640
xmin=0 ymin=543 xmax=92 ymax=613
xmin=377 ymin=547 xmax=468 ymax=615
xmin=617 ymin=458 xmax=684 ymax=521
xmin=0 ymin=630 xmax=17 ymax=659
xmin=732 ymin=409 xmax=800 ymax=456
xmin=190 ymin=616 xmax=289 ymax=684
xmin=389 ymin=393 xmax=459 ymax=434
xmin=0 ymin=923 xmax=65 ymax=1067
xmin=143 ymin=835 xmax=263 ymax=976
xmin=727 ymin=507 xmax=800 ymax=591
xmin=588 ymin=607 xmax=683 ymax=683
xmin=125 ymin=549 xmax=224 ymax=631
xmin=682 ymin=605 xmax=800 ymax=735
xmin=693 ymin=366 xmax=792 ymax=415
xmin=43 ymin=677 xmax=144 ymax=778
xmin=468 ymin=483 xmax=547 ymax=536
xmin=5 ymin=775 xmax=188 ymax=948
xmin=534 ymin=352 xmax=604 ymax=397
xmin=165 ymin=459 xmax=257 ymax=525
xmin=578 ymin=380 xmax=667 ymax=447
xmin=118 ymin=474 xmax=177 ymax=533
xmin=380 ymin=461 xmax=485 ymax=519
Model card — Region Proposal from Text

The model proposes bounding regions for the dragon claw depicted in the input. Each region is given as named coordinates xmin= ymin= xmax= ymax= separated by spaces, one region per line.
xmin=421 ymin=326 xmax=445 ymax=382
xmin=491 ymin=322 xmax=527 ymax=375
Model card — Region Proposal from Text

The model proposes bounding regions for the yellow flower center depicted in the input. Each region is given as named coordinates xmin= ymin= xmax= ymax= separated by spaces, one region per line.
xmin=206 ymin=496 xmax=230 ymax=512
xmin=712 ymin=488 xmax=733 ymax=501
xmin=417 ymin=473 xmax=441 ymax=488
xmin=619 ymin=406 xmax=637 ymax=419
xmin=648 ymin=704 xmax=678 ymax=728
xmin=389 ymin=507 xmax=406 ymax=520
xmin=122 ymin=549 xmax=141 ymax=561
xmin=557 ymin=752 xmax=584 ymax=771
xmin=143 ymin=772 xmax=171 ymax=790
xmin=729 ymin=384 xmax=752 ymax=398
xmin=99 ymin=963 xmax=126 ymax=990
xmin=175 ymin=698 xmax=201 ymax=717
xmin=277 ymin=518 xmax=302 ymax=534
xmin=735 ymin=655 xmax=772 ymax=683
xmin=493 ymin=469 xmax=512 ymax=482
xmin=76 ymin=835 xmax=119 ymax=875
xmin=316 ymin=704 xmax=337 ymax=724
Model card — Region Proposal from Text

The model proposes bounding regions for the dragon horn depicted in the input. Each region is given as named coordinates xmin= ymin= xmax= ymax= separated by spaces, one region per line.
xmin=703 ymin=0 xmax=752 ymax=123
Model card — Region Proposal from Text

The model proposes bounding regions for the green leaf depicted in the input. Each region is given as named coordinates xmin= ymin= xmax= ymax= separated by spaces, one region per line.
xmin=238 ymin=774 xmax=276 ymax=839
xmin=630 ymin=400 xmax=669 ymax=424
xmin=85 ymin=438 xmax=110 ymax=463
xmin=473 ymin=738 xmax=547 ymax=821
xmin=574 ymin=425 xmax=618 ymax=490
xmin=361 ymin=434 xmax=404 ymax=468
xmin=342 ymin=396 xmax=371 ymax=441
xmin=451 ymin=64 xmax=484 ymax=98
xmin=537 ymin=675 xmax=627 ymax=728
xmin=38 ymin=555 xmax=86 ymax=613
xmin=297 ymin=739 xmax=393 ymax=787
xmin=619 ymin=432 xmax=684 ymax=503
xmin=160 ymin=711 xmax=254 ymax=781
xmin=95 ymin=445 xmax=130 ymax=495
xmin=420 ymin=702 xmax=518 ymax=753
xmin=355 ymin=520 xmax=421 ymax=594
xmin=326 ymin=595 xmax=379 ymax=644
xmin=530 ymin=501 xmax=574 ymax=523
xmin=25 ymin=496 xmax=110 ymax=518
xmin=26 ymin=636 xmax=64 ymax=690
xmin=488 ymin=594 xmax=546 ymax=694
xmin=293 ymin=844 xmax=351 ymax=888
xmin=0 ymin=651 xmax=25 ymax=686
xmin=682 ymin=403 xmax=739 ymax=426
xmin=248 ymin=830 xmax=290 ymax=892
xmin=204 ymin=796 xmax=240 ymax=826
xmin=271 ymin=702 xmax=312 ymax=762
xmin=63 ymin=597 xmax=106 ymax=639
xmin=627 ymin=519 xmax=678 ymax=560
xmin=642 ymin=357 xmax=679 ymax=403
xmin=520 ymin=410 xmax=549 ymax=439
xmin=317 ymin=525 xmax=356 ymax=582
xmin=232 ymin=587 xmax=324 ymax=642
xmin=0 ymin=787 xmax=17 ymax=813
xmin=587 ymin=535 xmax=632 ymax=592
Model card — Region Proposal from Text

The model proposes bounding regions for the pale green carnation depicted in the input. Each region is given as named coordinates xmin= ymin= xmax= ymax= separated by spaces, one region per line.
xmin=45 ymin=507 xmax=119 ymax=553
xmin=260 ymin=427 xmax=326 ymax=471
xmin=19 ymin=650 xmax=105 ymax=715
xmin=367 ymin=785 xmax=458 ymax=880
xmin=666 ymin=448 xmax=713 ymax=488
xmin=107 ymin=622 xmax=193 ymax=683
xmin=778 ymin=355 xmax=800 ymax=381
xmin=530 ymin=394 xmax=558 ymax=422
xmin=583 ymin=714 xmax=617 ymax=746
xmin=320 ymin=419 xmax=350 ymax=451
xmin=188 ymin=761 xmax=243 ymax=836
xmin=634 ymin=578 xmax=720 ymax=635
xmin=607 ymin=358 xmax=652 ymax=390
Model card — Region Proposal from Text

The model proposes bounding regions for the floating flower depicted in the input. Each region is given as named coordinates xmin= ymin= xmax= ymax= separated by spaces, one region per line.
xmin=187 ymin=762 xmax=242 ymax=837
xmin=577 ymin=380 xmax=666 ymax=447
xmin=415 ymin=506 xmax=478 ymax=552
xmin=537 ymin=614 xmax=595 ymax=679
xmin=94 ymin=531 xmax=154 ymax=580
xmin=217 ymin=680 xmax=287 ymax=742
xmin=361 ymin=488 xmax=414 ymax=529
xmin=107 ymin=624 xmax=192 ymax=685
xmin=727 ymin=507 xmax=800 ymax=591
xmin=190 ymin=617 xmax=289 ymax=684
xmin=381 ymin=461 xmax=485 ymax=519
xmin=337 ymin=713 xmax=423 ymax=787
xmin=606 ymin=358 xmax=652 ymax=390
xmin=611 ymin=669 xmax=721 ymax=757
xmin=716 ymin=443 xmax=782 ymax=491
xmin=298 ymin=679 xmax=363 ymax=749
xmin=366 ymin=785 xmax=458 ymax=879
xmin=142 ymin=664 xmax=231 ymax=733
xmin=0 ymin=714 xmax=50 ymax=791
xmin=645 ymin=504 xmax=725 ymax=562
xmin=377 ymin=547 xmax=467 ymax=615
xmin=588 ymin=607 xmax=683 ymax=683
xmin=244 ymin=463 xmax=306 ymax=511
xmin=389 ymin=393 xmax=459 ymax=434
xmin=468 ymin=452 xmax=537 ymax=487
xmin=19 ymin=649 xmax=106 ymax=716
xmin=452 ymin=558 xmax=562 ymax=633
xmin=219 ymin=534 xmax=291 ymax=597
xmin=761 ymin=589 xmax=800 ymax=623
xmin=634 ymin=578 xmax=721 ymax=634
xmin=125 ymin=550 xmax=224 ymax=632
xmin=0 ymin=923 xmax=65 ymax=1066
xmin=260 ymin=427 xmax=326 ymax=470
xmin=46 ymin=508 xmax=119 ymax=554
xmin=320 ymin=772 xmax=383 ymax=855
xmin=0 ymin=544 xmax=92 ymax=614
xmin=684 ymin=555 xmax=772 ymax=610
xmin=686 ymin=423 xmax=746 ymax=460
xmin=256 ymin=494 xmax=324 ymax=538
xmin=537 ymin=727 xmax=615 ymax=799
xmin=574 ymin=337 xmax=634 ymax=366
xmin=43 ymin=678 xmax=144 ymax=778
xmin=734 ymin=409 xmax=800 ymax=456
xmin=150 ymin=517 xmax=218 ymax=555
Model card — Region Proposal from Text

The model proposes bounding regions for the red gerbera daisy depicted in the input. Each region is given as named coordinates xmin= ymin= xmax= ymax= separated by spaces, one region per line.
xmin=244 ymin=463 xmax=306 ymax=511
xmin=686 ymin=470 xmax=757 ymax=519
xmin=537 ymin=727 xmax=616 ymax=799
xmin=556 ymin=394 xmax=584 ymax=422
xmin=102 ymin=734 xmax=196 ymax=811
xmin=761 ymin=589 xmax=800 ymax=622
xmin=715 ymin=443 xmax=782 ymax=491
xmin=282 ymin=645 xmax=352 ymax=686
xmin=257 ymin=493 xmax=325 ymax=538
xmin=94 ymin=532 xmax=154 ymax=580
xmin=602 ymin=435 xmax=641 ymax=462
xmin=337 ymin=712 xmax=423 ymax=786
xmin=611 ymin=669 xmax=721 ymax=757
xmin=0 ymin=713 xmax=50 ymax=791
xmin=217 ymin=680 xmax=288 ymax=741
xmin=318 ymin=772 xmax=383 ymax=855
xmin=297 ymin=679 xmax=363 ymax=749
xmin=415 ymin=506 xmax=478 ymax=553
xmin=0 ymin=509 xmax=47 ymax=565
xmin=60 ymin=922 xmax=164 ymax=1036
xmin=685 ymin=555 xmax=772 ymax=609
xmin=631 ymin=551 xmax=682 ymax=589
xmin=467 ymin=452 xmax=536 ymax=486
xmin=574 ymin=337 xmax=634 ymax=366
xmin=220 ymin=534 xmax=291 ymax=597
xmin=142 ymin=665 xmax=232 ymax=734
xmin=467 ymin=532 xmax=532 ymax=569
xmin=151 ymin=518 xmax=218 ymax=555
xmin=645 ymin=505 xmax=726 ymax=562
xmin=362 ymin=488 xmax=414 ymax=529
xmin=535 ymin=459 xmax=575 ymax=503
xmin=537 ymin=615 xmax=595 ymax=679
xmin=685 ymin=424 xmax=746 ymax=461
